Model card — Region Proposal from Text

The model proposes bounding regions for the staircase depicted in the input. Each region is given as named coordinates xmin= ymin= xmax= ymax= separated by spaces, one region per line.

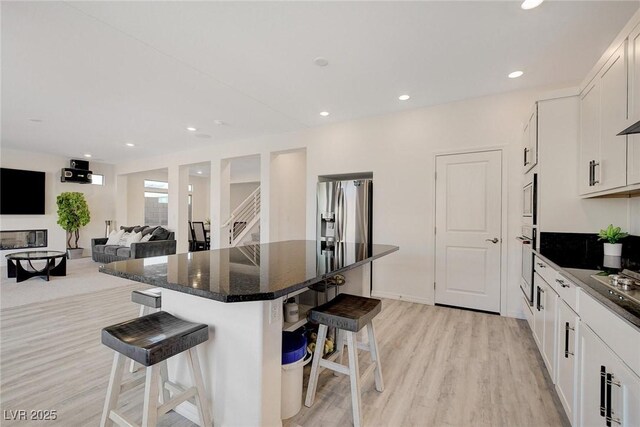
xmin=222 ymin=186 xmax=260 ymax=247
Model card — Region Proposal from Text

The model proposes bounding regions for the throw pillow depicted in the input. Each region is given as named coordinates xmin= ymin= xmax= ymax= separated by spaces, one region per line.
xmin=125 ymin=231 xmax=142 ymax=247
xmin=140 ymin=233 xmax=152 ymax=243
xmin=118 ymin=232 xmax=131 ymax=246
xmin=133 ymin=225 xmax=146 ymax=233
xmin=141 ymin=226 xmax=158 ymax=237
xmin=120 ymin=225 xmax=139 ymax=233
xmin=106 ymin=229 xmax=125 ymax=245
xmin=149 ymin=227 xmax=170 ymax=241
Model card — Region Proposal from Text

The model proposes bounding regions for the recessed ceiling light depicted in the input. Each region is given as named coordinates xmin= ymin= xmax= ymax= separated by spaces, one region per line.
xmin=508 ymin=70 xmax=524 ymax=79
xmin=197 ymin=171 xmax=203 ymax=174
xmin=125 ymin=143 xmax=135 ymax=147
xmin=398 ymin=94 xmax=411 ymax=101
xmin=84 ymin=154 xmax=92 ymax=158
xmin=186 ymin=127 xmax=197 ymax=132
xmin=521 ymin=0 xmax=544 ymax=10
xmin=319 ymin=111 xmax=330 ymax=117
xmin=313 ymin=57 xmax=329 ymax=67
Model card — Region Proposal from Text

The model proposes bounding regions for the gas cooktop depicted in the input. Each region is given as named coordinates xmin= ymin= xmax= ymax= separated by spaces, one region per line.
xmin=590 ymin=269 xmax=640 ymax=306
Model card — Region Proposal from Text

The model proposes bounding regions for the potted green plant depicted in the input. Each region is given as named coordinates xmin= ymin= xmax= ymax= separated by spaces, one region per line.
xmin=598 ymin=224 xmax=628 ymax=257
xmin=56 ymin=192 xmax=91 ymax=259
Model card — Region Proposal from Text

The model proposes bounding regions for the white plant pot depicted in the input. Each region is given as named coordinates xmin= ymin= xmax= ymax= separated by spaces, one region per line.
xmin=66 ymin=248 xmax=84 ymax=259
xmin=603 ymin=243 xmax=622 ymax=257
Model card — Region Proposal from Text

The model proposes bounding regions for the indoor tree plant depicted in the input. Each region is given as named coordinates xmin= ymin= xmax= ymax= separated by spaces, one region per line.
xmin=56 ymin=192 xmax=91 ymax=259
xmin=598 ymin=224 xmax=628 ymax=257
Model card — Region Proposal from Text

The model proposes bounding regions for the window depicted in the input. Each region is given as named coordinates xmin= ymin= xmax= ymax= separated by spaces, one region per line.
xmin=144 ymin=179 xmax=169 ymax=225
xmin=91 ymin=174 xmax=104 ymax=186
xmin=144 ymin=180 xmax=168 ymax=190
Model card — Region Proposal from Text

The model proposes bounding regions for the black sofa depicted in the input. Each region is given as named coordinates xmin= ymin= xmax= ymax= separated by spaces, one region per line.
xmin=92 ymin=226 xmax=176 ymax=263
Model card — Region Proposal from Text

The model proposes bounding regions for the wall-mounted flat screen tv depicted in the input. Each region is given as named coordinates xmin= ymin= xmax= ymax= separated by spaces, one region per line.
xmin=0 ymin=168 xmax=46 ymax=215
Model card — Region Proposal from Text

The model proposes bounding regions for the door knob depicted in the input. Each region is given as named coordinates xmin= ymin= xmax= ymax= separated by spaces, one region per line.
xmin=485 ymin=238 xmax=499 ymax=244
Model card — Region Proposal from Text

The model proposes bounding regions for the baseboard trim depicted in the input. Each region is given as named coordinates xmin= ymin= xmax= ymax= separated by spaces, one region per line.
xmin=506 ymin=309 xmax=526 ymax=320
xmin=371 ymin=290 xmax=433 ymax=305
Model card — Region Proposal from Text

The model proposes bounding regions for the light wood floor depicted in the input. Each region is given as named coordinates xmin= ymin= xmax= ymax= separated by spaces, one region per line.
xmin=0 ymin=285 xmax=568 ymax=426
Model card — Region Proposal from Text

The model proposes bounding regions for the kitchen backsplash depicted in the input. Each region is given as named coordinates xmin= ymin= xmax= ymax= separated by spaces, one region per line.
xmin=539 ymin=232 xmax=640 ymax=271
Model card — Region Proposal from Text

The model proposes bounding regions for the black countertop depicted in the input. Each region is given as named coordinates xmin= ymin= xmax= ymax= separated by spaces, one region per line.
xmin=533 ymin=250 xmax=640 ymax=331
xmin=99 ymin=240 xmax=399 ymax=303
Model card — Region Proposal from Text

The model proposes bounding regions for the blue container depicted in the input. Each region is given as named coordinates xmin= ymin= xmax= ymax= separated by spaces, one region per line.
xmin=282 ymin=331 xmax=307 ymax=365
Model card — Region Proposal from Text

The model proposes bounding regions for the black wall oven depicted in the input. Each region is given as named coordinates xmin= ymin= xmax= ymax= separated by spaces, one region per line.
xmin=519 ymin=173 xmax=537 ymax=306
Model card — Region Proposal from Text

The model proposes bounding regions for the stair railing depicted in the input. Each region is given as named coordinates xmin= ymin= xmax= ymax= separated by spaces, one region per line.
xmin=221 ymin=186 xmax=260 ymax=247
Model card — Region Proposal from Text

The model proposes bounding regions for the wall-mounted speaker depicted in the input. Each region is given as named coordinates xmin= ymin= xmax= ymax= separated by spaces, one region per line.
xmin=61 ymin=168 xmax=92 ymax=184
xmin=70 ymin=159 xmax=89 ymax=170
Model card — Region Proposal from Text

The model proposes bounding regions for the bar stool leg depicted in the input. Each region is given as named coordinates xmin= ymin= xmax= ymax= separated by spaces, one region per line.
xmin=141 ymin=365 xmax=160 ymax=427
xmin=100 ymin=353 xmax=126 ymax=427
xmin=367 ymin=322 xmax=384 ymax=392
xmin=333 ymin=328 xmax=345 ymax=377
xmin=187 ymin=348 xmax=212 ymax=427
xmin=346 ymin=331 xmax=363 ymax=427
xmin=158 ymin=361 xmax=170 ymax=404
xmin=305 ymin=324 xmax=328 ymax=407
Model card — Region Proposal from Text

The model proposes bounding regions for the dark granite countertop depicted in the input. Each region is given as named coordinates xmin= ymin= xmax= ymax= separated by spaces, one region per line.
xmin=533 ymin=250 xmax=640 ymax=331
xmin=99 ymin=240 xmax=399 ymax=303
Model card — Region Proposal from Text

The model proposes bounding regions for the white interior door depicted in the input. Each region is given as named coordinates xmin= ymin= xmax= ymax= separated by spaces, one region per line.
xmin=435 ymin=150 xmax=502 ymax=313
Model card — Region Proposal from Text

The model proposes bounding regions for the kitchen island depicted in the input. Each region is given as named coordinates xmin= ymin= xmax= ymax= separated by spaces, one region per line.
xmin=100 ymin=240 xmax=398 ymax=426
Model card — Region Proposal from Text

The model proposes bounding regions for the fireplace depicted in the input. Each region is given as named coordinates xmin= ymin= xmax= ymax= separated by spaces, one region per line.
xmin=0 ymin=230 xmax=48 ymax=250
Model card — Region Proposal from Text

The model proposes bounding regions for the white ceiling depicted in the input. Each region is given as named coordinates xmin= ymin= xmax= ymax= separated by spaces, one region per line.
xmin=2 ymin=1 xmax=638 ymax=163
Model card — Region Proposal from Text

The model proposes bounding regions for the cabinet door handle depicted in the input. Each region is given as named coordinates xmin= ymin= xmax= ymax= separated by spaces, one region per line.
xmin=589 ymin=160 xmax=594 ymax=186
xmin=593 ymin=161 xmax=600 ymax=185
xmin=606 ymin=373 xmax=622 ymax=425
xmin=536 ymin=286 xmax=541 ymax=311
xmin=564 ymin=322 xmax=574 ymax=358
xmin=606 ymin=372 xmax=613 ymax=427
xmin=524 ymin=147 xmax=529 ymax=166
xmin=536 ymin=262 xmax=545 ymax=268
xmin=600 ymin=366 xmax=607 ymax=417
xmin=556 ymin=279 xmax=569 ymax=288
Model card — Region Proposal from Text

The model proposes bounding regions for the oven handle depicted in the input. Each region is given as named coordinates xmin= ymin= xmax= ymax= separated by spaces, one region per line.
xmin=516 ymin=236 xmax=531 ymax=244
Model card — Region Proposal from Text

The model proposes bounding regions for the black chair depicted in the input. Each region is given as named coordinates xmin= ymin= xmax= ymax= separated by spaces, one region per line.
xmin=188 ymin=221 xmax=196 ymax=251
xmin=192 ymin=221 xmax=209 ymax=251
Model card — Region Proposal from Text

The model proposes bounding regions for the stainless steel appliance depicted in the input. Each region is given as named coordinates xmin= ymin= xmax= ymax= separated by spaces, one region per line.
xmin=518 ymin=225 xmax=536 ymax=305
xmin=316 ymin=179 xmax=373 ymax=274
xmin=590 ymin=269 xmax=640 ymax=305
xmin=519 ymin=173 xmax=538 ymax=306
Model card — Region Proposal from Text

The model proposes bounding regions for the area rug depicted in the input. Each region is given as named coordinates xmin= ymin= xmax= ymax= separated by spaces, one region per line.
xmin=0 ymin=257 xmax=142 ymax=309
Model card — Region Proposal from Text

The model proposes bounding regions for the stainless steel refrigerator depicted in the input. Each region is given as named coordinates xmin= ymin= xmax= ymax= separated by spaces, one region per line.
xmin=316 ymin=179 xmax=373 ymax=276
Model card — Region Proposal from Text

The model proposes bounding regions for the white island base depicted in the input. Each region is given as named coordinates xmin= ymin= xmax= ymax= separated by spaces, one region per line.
xmin=158 ymin=264 xmax=370 ymax=426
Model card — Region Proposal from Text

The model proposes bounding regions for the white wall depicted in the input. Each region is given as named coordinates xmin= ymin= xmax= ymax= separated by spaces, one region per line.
xmin=114 ymin=86 xmax=560 ymax=318
xmin=190 ymin=175 xmax=210 ymax=222
xmin=0 ymin=148 xmax=116 ymax=261
xmin=230 ymin=182 xmax=259 ymax=212
xmin=270 ymin=149 xmax=306 ymax=242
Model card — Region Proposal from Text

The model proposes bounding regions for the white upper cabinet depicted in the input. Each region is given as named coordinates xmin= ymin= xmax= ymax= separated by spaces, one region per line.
xmin=628 ymin=24 xmax=640 ymax=185
xmin=580 ymin=81 xmax=601 ymax=195
xmin=599 ymin=41 xmax=628 ymax=191
xmin=523 ymin=105 xmax=538 ymax=174
xmin=580 ymin=41 xmax=628 ymax=195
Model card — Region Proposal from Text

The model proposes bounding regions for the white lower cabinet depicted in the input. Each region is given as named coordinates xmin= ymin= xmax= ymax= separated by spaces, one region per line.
xmin=556 ymin=300 xmax=579 ymax=425
xmin=533 ymin=272 xmax=558 ymax=382
xmin=579 ymin=324 xmax=640 ymax=427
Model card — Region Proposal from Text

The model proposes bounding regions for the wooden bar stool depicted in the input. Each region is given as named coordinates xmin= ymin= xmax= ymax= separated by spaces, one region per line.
xmin=100 ymin=311 xmax=212 ymax=427
xmin=304 ymin=293 xmax=384 ymax=427
xmin=130 ymin=289 xmax=162 ymax=373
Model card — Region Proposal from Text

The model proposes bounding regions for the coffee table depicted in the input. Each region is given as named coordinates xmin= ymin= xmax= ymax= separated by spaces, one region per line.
xmin=5 ymin=251 xmax=67 ymax=283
